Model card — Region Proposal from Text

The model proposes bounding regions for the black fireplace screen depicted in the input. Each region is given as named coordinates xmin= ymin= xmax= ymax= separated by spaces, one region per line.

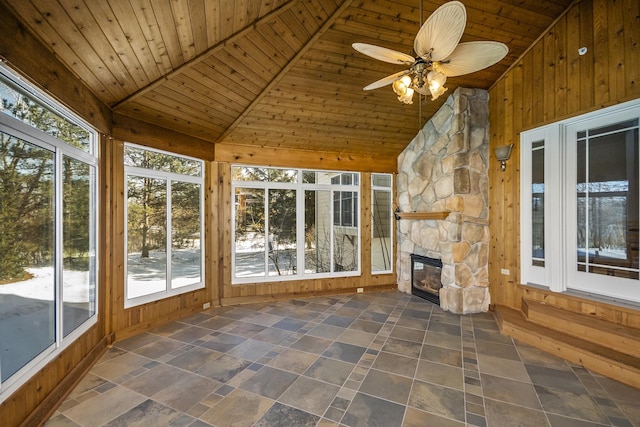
xmin=410 ymin=254 xmax=443 ymax=304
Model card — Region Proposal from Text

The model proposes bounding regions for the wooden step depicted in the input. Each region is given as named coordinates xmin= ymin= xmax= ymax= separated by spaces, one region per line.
xmin=522 ymin=299 xmax=640 ymax=358
xmin=494 ymin=305 xmax=640 ymax=390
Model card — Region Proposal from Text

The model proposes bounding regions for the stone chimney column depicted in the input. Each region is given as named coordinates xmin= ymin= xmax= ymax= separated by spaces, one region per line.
xmin=396 ymin=88 xmax=490 ymax=314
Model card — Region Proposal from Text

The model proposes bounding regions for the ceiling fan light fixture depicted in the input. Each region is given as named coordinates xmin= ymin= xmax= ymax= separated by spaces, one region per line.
xmin=427 ymin=70 xmax=446 ymax=90
xmin=426 ymin=69 xmax=447 ymax=100
xmin=401 ymin=87 xmax=415 ymax=104
xmin=393 ymin=75 xmax=414 ymax=104
xmin=428 ymin=84 xmax=447 ymax=101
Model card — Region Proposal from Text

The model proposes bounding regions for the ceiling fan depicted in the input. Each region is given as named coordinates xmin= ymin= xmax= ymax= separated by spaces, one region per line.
xmin=353 ymin=1 xmax=508 ymax=104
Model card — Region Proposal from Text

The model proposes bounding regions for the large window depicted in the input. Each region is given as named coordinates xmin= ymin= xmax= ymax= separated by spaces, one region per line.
xmin=332 ymin=173 xmax=358 ymax=227
xmin=124 ymin=144 xmax=204 ymax=307
xmin=233 ymin=167 xmax=360 ymax=283
xmin=372 ymin=173 xmax=393 ymax=273
xmin=0 ymin=67 xmax=97 ymax=401
xmin=521 ymin=99 xmax=640 ymax=303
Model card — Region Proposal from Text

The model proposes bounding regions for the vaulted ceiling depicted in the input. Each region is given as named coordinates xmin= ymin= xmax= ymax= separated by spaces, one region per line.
xmin=3 ymin=0 xmax=573 ymax=157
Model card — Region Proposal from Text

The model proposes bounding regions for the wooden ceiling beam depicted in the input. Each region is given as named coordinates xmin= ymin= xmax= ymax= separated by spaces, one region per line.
xmin=215 ymin=142 xmax=397 ymax=172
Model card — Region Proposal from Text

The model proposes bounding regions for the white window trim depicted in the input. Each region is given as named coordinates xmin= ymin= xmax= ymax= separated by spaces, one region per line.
xmin=0 ymin=66 xmax=98 ymax=401
xmin=371 ymin=174 xmax=394 ymax=274
xmin=520 ymin=125 xmax=563 ymax=291
xmin=521 ymin=98 xmax=640 ymax=303
xmin=124 ymin=143 xmax=205 ymax=308
xmin=231 ymin=167 xmax=362 ymax=284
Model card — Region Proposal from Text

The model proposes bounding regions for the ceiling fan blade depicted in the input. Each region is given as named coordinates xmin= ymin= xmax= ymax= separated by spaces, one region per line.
xmin=352 ymin=43 xmax=415 ymax=65
xmin=414 ymin=1 xmax=466 ymax=62
xmin=436 ymin=41 xmax=509 ymax=77
xmin=363 ymin=70 xmax=410 ymax=90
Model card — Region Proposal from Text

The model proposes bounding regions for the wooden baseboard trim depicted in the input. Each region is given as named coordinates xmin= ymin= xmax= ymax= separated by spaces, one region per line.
xmin=221 ymin=284 xmax=398 ymax=306
xmin=22 ymin=336 xmax=108 ymax=427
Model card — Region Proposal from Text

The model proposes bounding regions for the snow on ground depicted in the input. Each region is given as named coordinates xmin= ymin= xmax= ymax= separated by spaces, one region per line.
xmin=0 ymin=268 xmax=91 ymax=303
xmin=127 ymin=248 xmax=201 ymax=298
xmin=0 ymin=248 xmax=204 ymax=302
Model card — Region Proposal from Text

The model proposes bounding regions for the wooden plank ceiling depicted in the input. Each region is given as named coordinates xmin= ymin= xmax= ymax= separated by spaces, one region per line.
xmin=3 ymin=0 xmax=573 ymax=158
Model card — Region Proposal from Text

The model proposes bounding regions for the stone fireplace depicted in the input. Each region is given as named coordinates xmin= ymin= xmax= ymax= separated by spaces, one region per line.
xmin=397 ymin=88 xmax=490 ymax=314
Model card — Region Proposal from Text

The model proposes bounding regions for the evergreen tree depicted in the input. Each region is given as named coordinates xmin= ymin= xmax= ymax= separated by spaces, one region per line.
xmin=0 ymin=91 xmax=88 ymax=281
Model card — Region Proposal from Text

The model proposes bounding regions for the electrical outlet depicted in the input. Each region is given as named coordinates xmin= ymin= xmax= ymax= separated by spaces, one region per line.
xmin=357 ymin=287 xmax=364 ymax=293
xmin=500 ymin=268 xmax=510 ymax=275
xmin=203 ymin=302 xmax=211 ymax=309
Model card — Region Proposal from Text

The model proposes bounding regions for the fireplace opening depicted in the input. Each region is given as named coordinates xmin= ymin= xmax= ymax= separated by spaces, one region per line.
xmin=411 ymin=254 xmax=443 ymax=304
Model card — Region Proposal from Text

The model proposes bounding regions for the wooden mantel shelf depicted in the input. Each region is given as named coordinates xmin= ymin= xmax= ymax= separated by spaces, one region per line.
xmin=394 ymin=210 xmax=450 ymax=220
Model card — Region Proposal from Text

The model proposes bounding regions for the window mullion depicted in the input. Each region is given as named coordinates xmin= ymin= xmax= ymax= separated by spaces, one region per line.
xmin=264 ymin=188 xmax=270 ymax=276
xmin=296 ymin=181 xmax=305 ymax=278
xmin=550 ymin=124 xmax=566 ymax=292
xmin=55 ymin=149 xmax=63 ymax=348
xmin=166 ymin=180 xmax=172 ymax=292
xmin=584 ymin=134 xmax=590 ymax=276
xmin=330 ymin=189 xmax=335 ymax=273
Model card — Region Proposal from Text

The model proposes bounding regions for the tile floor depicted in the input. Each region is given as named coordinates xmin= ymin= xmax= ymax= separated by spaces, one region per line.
xmin=45 ymin=291 xmax=640 ymax=427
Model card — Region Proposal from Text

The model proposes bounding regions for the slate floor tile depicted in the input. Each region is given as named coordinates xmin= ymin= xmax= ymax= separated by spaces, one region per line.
xmin=420 ymin=343 xmax=462 ymax=367
xmin=199 ymin=389 xmax=273 ymax=427
xmin=370 ymin=351 xmax=419 ymax=378
xmin=408 ymin=379 xmax=465 ymax=422
xmin=290 ymin=335 xmax=333 ymax=354
xmin=535 ymin=384 xmax=609 ymax=424
xmin=481 ymin=374 xmax=543 ymax=410
xmin=307 ymin=323 xmax=344 ymax=340
xmin=402 ymin=406 xmax=464 ymax=427
xmin=272 ymin=317 xmax=308 ymax=332
xmin=359 ymin=369 xmax=413 ymax=405
xmin=525 ymin=364 xmax=589 ymax=394
xmin=322 ymin=314 xmax=355 ymax=328
xmin=484 ymin=398 xmax=550 ymax=427
xmin=322 ymin=342 xmax=367 ymax=364
xmin=48 ymin=291 xmax=638 ymax=427
xmin=199 ymin=333 xmax=245 ymax=353
xmin=254 ymin=402 xmax=320 ymax=427
xmin=342 ymin=392 xmax=405 ymax=427
xmin=278 ymin=376 xmax=340 ymax=416
xmin=304 ymin=357 xmax=355 ymax=386
xmin=415 ymin=359 xmax=464 ymax=390
xmin=239 ymin=366 xmax=298 ymax=400
xmin=103 ymin=399 xmax=180 ymax=427
xmin=382 ymin=337 xmax=422 ymax=358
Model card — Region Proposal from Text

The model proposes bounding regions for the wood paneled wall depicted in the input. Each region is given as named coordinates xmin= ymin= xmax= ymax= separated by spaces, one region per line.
xmin=214 ymin=143 xmax=397 ymax=173
xmin=488 ymin=0 xmax=640 ymax=317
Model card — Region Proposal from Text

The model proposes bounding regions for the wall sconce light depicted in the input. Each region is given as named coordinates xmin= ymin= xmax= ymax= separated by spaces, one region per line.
xmin=494 ymin=144 xmax=513 ymax=171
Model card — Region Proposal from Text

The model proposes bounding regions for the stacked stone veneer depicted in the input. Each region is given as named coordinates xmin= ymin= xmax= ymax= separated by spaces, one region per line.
xmin=397 ymin=88 xmax=490 ymax=314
